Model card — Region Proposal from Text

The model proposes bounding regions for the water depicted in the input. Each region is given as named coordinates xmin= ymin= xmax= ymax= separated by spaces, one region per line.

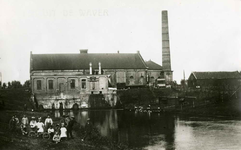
xmin=54 ymin=110 xmax=241 ymax=149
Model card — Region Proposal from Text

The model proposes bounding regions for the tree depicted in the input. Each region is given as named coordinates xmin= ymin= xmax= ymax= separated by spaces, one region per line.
xmin=7 ymin=82 xmax=11 ymax=89
xmin=2 ymin=83 xmax=6 ymax=89
xmin=181 ymin=79 xmax=187 ymax=86
xmin=23 ymin=80 xmax=30 ymax=88
xmin=11 ymin=81 xmax=22 ymax=88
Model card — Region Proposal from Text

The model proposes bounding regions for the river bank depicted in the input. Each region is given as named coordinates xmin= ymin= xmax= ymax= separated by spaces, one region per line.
xmin=0 ymin=110 xmax=127 ymax=150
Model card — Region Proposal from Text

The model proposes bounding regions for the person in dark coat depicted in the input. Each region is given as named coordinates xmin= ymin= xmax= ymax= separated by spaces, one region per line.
xmin=9 ymin=116 xmax=17 ymax=133
xmin=82 ymin=118 xmax=93 ymax=141
xmin=67 ymin=116 xmax=77 ymax=139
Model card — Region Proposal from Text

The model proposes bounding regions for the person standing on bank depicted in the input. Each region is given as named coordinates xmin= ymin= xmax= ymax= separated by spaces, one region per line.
xmin=67 ymin=116 xmax=77 ymax=139
xmin=9 ymin=116 xmax=17 ymax=133
xmin=82 ymin=118 xmax=93 ymax=141
xmin=60 ymin=123 xmax=67 ymax=141
xmin=21 ymin=115 xmax=29 ymax=135
xmin=36 ymin=117 xmax=44 ymax=136
xmin=45 ymin=115 xmax=53 ymax=130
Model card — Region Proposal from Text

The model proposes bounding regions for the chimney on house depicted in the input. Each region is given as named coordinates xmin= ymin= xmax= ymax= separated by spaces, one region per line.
xmin=89 ymin=62 xmax=92 ymax=75
xmin=98 ymin=62 xmax=101 ymax=75
xmin=162 ymin=10 xmax=171 ymax=71
xmin=80 ymin=49 xmax=88 ymax=54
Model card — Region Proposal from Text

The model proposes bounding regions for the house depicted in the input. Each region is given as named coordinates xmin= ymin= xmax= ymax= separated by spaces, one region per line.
xmin=188 ymin=71 xmax=241 ymax=91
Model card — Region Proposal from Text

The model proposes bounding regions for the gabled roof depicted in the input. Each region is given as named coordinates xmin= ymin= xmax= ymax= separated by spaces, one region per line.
xmin=190 ymin=71 xmax=241 ymax=80
xmin=145 ymin=60 xmax=163 ymax=70
xmin=31 ymin=53 xmax=148 ymax=70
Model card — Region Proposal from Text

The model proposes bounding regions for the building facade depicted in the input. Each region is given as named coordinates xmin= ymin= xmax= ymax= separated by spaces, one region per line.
xmin=145 ymin=60 xmax=164 ymax=86
xmin=30 ymin=50 xmax=172 ymax=109
xmin=30 ymin=50 xmax=151 ymax=109
xmin=188 ymin=71 xmax=241 ymax=91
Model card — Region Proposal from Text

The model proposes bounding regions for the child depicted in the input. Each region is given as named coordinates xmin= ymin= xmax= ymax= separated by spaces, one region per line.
xmin=20 ymin=124 xmax=28 ymax=135
xmin=48 ymin=125 xmax=55 ymax=138
xmin=52 ymin=132 xmax=61 ymax=144
xmin=36 ymin=117 xmax=44 ymax=137
xmin=29 ymin=117 xmax=37 ymax=131
xmin=60 ymin=123 xmax=67 ymax=141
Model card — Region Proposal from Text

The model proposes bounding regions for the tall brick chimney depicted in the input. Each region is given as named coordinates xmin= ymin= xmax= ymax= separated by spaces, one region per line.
xmin=162 ymin=10 xmax=173 ymax=83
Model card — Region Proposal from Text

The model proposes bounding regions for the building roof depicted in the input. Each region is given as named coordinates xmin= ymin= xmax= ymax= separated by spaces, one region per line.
xmin=190 ymin=71 xmax=241 ymax=80
xmin=31 ymin=52 xmax=148 ymax=70
xmin=145 ymin=60 xmax=163 ymax=70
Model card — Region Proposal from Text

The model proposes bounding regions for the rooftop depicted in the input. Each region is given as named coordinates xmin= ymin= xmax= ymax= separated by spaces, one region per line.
xmin=190 ymin=71 xmax=241 ymax=80
xmin=145 ymin=60 xmax=163 ymax=70
xmin=31 ymin=52 xmax=148 ymax=70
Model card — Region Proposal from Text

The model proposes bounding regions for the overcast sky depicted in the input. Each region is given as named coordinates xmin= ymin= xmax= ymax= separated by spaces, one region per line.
xmin=0 ymin=0 xmax=240 ymax=84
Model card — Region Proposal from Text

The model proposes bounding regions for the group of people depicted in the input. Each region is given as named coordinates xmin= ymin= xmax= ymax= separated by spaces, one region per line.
xmin=9 ymin=114 xmax=77 ymax=144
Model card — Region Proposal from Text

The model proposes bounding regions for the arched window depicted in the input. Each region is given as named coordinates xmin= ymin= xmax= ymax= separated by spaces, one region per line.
xmin=130 ymin=76 xmax=134 ymax=79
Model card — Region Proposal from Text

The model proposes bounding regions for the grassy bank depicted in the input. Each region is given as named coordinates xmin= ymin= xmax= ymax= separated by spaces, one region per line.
xmin=0 ymin=110 xmax=127 ymax=150
xmin=0 ymin=88 xmax=32 ymax=110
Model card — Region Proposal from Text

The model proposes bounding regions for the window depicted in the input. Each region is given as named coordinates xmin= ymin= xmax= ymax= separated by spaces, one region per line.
xmin=70 ymin=79 xmax=75 ymax=89
xmin=82 ymin=79 xmax=86 ymax=89
xmin=94 ymin=70 xmax=99 ymax=75
xmin=37 ymin=80 xmax=41 ymax=90
xmin=48 ymin=80 xmax=53 ymax=90
xmin=130 ymin=76 xmax=134 ymax=79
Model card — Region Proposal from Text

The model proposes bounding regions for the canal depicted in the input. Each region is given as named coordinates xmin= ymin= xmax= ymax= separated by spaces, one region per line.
xmin=54 ymin=110 xmax=241 ymax=149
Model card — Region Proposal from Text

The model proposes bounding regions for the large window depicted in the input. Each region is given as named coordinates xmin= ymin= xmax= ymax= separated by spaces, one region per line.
xmin=48 ymin=80 xmax=53 ymax=90
xmin=82 ymin=79 xmax=86 ymax=89
xmin=37 ymin=80 xmax=41 ymax=90
xmin=70 ymin=79 xmax=75 ymax=89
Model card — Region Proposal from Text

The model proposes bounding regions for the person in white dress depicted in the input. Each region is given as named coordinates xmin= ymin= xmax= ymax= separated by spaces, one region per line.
xmin=29 ymin=117 xmax=37 ymax=131
xmin=36 ymin=117 xmax=44 ymax=134
xmin=52 ymin=131 xmax=61 ymax=144
xmin=60 ymin=123 xmax=67 ymax=141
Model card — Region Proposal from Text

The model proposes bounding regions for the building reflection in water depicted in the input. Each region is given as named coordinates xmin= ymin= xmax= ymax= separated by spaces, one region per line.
xmin=52 ymin=109 xmax=175 ymax=149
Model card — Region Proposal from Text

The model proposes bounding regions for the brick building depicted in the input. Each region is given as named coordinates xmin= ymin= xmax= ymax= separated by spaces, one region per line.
xmin=188 ymin=71 xmax=241 ymax=91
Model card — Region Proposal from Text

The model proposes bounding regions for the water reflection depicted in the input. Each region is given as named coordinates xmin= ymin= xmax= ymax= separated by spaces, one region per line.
xmin=52 ymin=110 xmax=175 ymax=149
xmin=52 ymin=110 xmax=241 ymax=149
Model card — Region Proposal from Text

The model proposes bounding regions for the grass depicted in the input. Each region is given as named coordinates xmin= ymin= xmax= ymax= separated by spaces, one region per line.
xmin=0 ymin=109 xmax=128 ymax=150
xmin=0 ymin=89 xmax=128 ymax=150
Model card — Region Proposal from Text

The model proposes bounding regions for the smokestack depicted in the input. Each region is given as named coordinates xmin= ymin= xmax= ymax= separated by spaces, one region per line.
xmin=162 ymin=10 xmax=171 ymax=71
xmin=89 ymin=62 xmax=92 ymax=75
xmin=98 ymin=62 xmax=101 ymax=75
xmin=162 ymin=10 xmax=173 ymax=83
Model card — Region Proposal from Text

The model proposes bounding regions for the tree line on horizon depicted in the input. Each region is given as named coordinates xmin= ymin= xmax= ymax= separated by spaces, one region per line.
xmin=0 ymin=80 xmax=30 ymax=89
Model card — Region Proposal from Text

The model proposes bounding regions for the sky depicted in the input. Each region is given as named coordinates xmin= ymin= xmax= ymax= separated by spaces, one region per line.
xmin=0 ymin=0 xmax=240 ymax=84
